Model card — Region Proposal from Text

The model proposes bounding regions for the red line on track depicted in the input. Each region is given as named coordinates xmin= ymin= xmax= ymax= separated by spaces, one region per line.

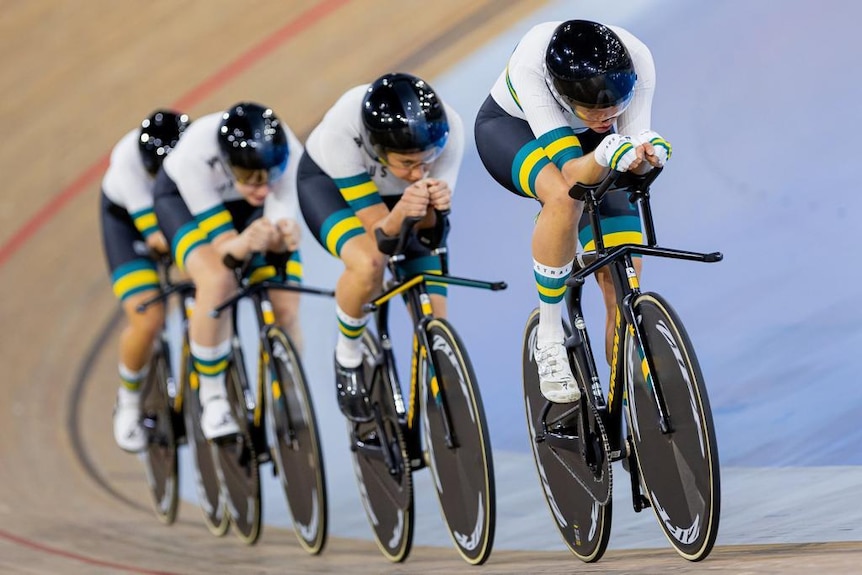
xmin=0 ymin=528 xmax=179 ymax=575
xmin=0 ymin=0 xmax=351 ymax=570
xmin=0 ymin=0 xmax=352 ymax=269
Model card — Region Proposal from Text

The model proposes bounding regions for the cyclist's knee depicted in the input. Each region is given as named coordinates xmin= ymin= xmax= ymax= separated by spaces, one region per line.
xmin=186 ymin=248 xmax=235 ymax=298
xmin=343 ymin=247 xmax=385 ymax=285
xmin=270 ymin=290 xmax=299 ymax=324
xmin=122 ymin=292 xmax=164 ymax=339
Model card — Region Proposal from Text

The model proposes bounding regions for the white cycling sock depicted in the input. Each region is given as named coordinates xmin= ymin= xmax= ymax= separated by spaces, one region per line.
xmin=335 ymin=305 xmax=368 ymax=368
xmin=190 ymin=339 xmax=232 ymax=405
xmin=118 ymin=362 xmax=148 ymax=393
xmin=534 ymin=259 xmax=573 ymax=347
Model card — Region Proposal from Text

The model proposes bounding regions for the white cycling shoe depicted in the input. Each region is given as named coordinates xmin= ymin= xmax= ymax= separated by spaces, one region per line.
xmin=536 ymin=342 xmax=581 ymax=403
xmin=200 ymin=396 xmax=240 ymax=440
xmin=113 ymin=388 xmax=147 ymax=453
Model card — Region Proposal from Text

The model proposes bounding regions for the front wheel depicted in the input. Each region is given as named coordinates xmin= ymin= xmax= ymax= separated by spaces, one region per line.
xmin=216 ymin=351 xmax=262 ymax=545
xmin=264 ymin=327 xmax=327 ymax=555
xmin=420 ymin=319 xmax=495 ymax=565
xmin=521 ymin=308 xmax=612 ymax=562
xmin=350 ymin=330 xmax=414 ymax=562
xmin=625 ymin=292 xmax=720 ymax=561
xmin=140 ymin=340 xmax=179 ymax=524
xmin=183 ymin=341 xmax=229 ymax=537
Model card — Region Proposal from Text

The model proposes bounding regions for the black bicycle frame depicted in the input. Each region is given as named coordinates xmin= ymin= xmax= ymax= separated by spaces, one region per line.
xmin=363 ymin=213 xmax=506 ymax=469
xmin=210 ymin=256 xmax=336 ymax=462
xmin=561 ymin=168 xmax=722 ymax=482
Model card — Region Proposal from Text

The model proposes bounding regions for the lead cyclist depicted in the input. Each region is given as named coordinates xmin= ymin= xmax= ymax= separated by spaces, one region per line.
xmin=474 ymin=19 xmax=671 ymax=404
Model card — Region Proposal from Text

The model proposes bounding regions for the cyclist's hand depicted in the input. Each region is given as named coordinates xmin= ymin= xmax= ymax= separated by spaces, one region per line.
xmin=275 ymin=218 xmax=301 ymax=252
xmin=242 ymin=218 xmax=277 ymax=253
xmin=594 ymin=134 xmax=642 ymax=172
xmin=394 ymin=181 xmax=430 ymax=220
xmin=426 ymin=178 xmax=452 ymax=212
xmin=145 ymin=230 xmax=169 ymax=255
xmin=635 ymin=130 xmax=672 ymax=167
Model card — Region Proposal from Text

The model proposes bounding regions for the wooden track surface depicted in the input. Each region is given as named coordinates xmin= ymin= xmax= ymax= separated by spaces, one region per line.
xmin=1 ymin=1 xmax=860 ymax=573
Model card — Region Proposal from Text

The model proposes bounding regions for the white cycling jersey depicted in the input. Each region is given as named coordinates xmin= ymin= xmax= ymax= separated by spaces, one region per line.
xmin=163 ymin=111 xmax=302 ymax=223
xmin=102 ymin=129 xmax=154 ymax=214
xmin=304 ymin=84 xmax=464 ymax=199
xmin=489 ymin=21 xmax=656 ymax=139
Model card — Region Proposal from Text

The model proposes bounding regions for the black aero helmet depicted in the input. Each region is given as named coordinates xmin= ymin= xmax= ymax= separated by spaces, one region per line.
xmin=361 ymin=72 xmax=449 ymax=161
xmin=545 ymin=20 xmax=637 ymax=110
xmin=138 ymin=109 xmax=190 ymax=175
xmin=218 ymin=102 xmax=288 ymax=180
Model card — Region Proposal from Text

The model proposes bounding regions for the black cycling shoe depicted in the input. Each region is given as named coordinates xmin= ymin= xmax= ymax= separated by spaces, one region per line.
xmin=335 ymin=359 xmax=373 ymax=422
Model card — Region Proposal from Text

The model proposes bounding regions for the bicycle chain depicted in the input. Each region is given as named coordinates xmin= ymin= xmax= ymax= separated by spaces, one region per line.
xmin=547 ymin=398 xmax=612 ymax=506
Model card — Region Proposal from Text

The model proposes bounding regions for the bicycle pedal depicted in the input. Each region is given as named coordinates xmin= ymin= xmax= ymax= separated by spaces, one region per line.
xmin=210 ymin=432 xmax=240 ymax=446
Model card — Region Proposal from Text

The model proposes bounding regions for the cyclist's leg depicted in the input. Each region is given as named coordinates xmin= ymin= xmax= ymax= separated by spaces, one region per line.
xmin=595 ymin=262 xmax=641 ymax=364
xmin=100 ymin=192 xmax=163 ymax=452
xmin=265 ymin=251 xmax=304 ymax=351
xmin=297 ymin=151 xmax=383 ymax=419
xmin=152 ymin=175 xmax=238 ymax=440
xmin=475 ymin=96 xmax=596 ymax=403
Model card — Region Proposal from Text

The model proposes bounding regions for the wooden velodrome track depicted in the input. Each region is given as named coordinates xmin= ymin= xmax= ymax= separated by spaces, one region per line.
xmin=1 ymin=1 xmax=861 ymax=573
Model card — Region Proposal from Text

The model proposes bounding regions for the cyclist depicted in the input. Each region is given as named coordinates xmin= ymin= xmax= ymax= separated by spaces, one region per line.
xmin=475 ymin=19 xmax=671 ymax=403
xmin=100 ymin=109 xmax=190 ymax=452
xmin=297 ymin=72 xmax=464 ymax=420
xmin=153 ymin=102 xmax=304 ymax=440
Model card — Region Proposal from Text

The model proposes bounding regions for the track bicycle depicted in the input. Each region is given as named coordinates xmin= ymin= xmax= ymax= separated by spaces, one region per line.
xmin=522 ymin=167 xmax=722 ymax=562
xmin=349 ymin=211 xmax=505 ymax=565
xmin=136 ymin=255 xmax=229 ymax=536
xmin=208 ymin=252 xmax=332 ymax=551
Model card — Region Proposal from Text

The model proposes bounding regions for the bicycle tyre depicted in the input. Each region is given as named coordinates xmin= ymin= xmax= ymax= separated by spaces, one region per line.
xmin=420 ymin=319 xmax=495 ymax=565
xmin=351 ymin=330 xmax=414 ymax=562
xmin=183 ymin=342 xmax=230 ymax=537
xmin=216 ymin=351 xmax=263 ymax=545
xmin=625 ymin=292 xmax=720 ymax=561
xmin=140 ymin=339 xmax=179 ymax=525
xmin=521 ymin=308 xmax=612 ymax=562
xmin=264 ymin=326 xmax=328 ymax=554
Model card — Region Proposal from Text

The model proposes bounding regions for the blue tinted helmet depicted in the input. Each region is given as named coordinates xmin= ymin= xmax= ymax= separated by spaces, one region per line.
xmin=545 ymin=20 xmax=637 ymax=110
xmin=361 ymin=72 xmax=449 ymax=163
xmin=218 ymin=102 xmax=288 ymax=182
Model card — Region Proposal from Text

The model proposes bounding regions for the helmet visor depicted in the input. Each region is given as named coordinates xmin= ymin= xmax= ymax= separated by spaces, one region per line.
xmin=554 ymin=70 xmax=637 ymax=111
xmin=231 ymin=155 xmax=288 ymax=186
xmin=569 ymin=95 xmax=633 ymax=124
xmin=374 ymin=133 xmax=448 ymax=168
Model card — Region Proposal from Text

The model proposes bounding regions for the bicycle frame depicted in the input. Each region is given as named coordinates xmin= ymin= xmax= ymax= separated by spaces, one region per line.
xmin=361 ymin=216 xmax=506 ymax=470
xmin=211 ymin=259 xmax=336 ymax=460
xmin=555 ymin=168 xmax=722 ymax=509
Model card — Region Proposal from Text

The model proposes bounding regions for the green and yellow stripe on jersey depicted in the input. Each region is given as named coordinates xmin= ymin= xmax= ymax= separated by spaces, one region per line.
xmin=195 ymin=205 xmax=234 ymax=241
xmin=511 ymin=140 xmax=549 ymax=199
xmin=505 ymin=66 xmax=523 ymax=111
xmin=510 ymin=128 xmax=583 ymax=199
xmin=320 ymin=208 xmax=364 ymax=257
xmin=129 ymin=207 xmax=159 ymax=238
xmin=538 ymin=127 xmax=583 ymax=170
xmin=335 ymin=173 xmax=382 ymax=212
xmin=171 ymin=220 xmax=208 ymax=271
xmin=111 ymin=258 xmax=159 ymax=301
